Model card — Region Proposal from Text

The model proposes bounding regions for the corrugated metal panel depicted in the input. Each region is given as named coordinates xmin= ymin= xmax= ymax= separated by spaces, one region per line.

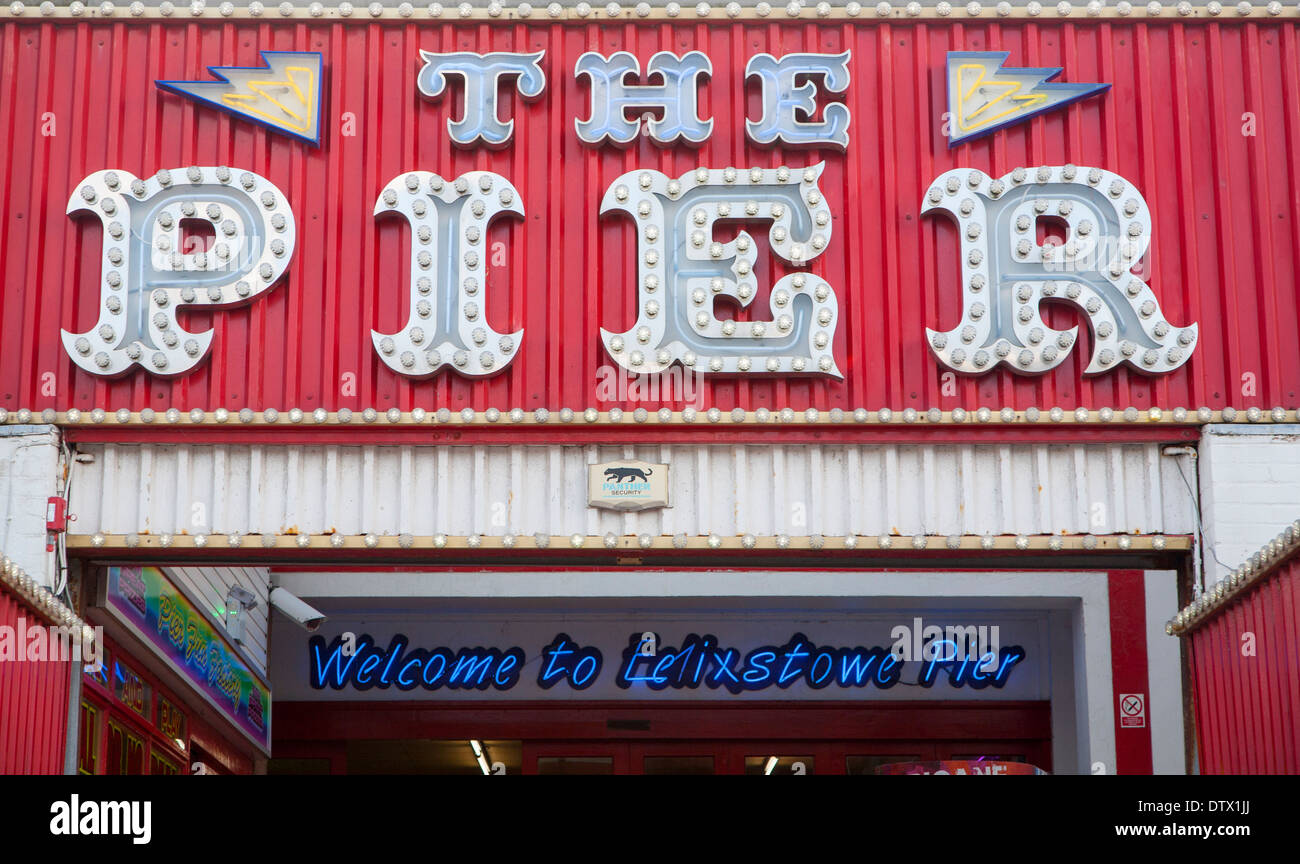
xmin=0 ymin=426 xmax=61 ymax=578
xmin=68 ymin=441 xmax=1195 ymax=537
xmin=166 ymin=566 xmax=270 ymax=676
xmin=1 ymin=20 xmax=1298 ymax=421
xmin=0 ymin=586 xmax=71 ymax=774
xmin=1188 ymin=555 xmax=1300 ymax=774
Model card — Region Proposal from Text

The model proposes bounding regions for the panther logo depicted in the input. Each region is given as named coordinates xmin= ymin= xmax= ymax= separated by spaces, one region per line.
xmin=604 ymin=466 xmax=652 ymax=484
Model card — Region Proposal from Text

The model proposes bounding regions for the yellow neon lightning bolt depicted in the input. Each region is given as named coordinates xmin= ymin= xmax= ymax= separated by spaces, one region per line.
xmin=956 ymin=64 xmax=1047 ymax=133
xmin=220 ymin=66 xmax=315 ymax=133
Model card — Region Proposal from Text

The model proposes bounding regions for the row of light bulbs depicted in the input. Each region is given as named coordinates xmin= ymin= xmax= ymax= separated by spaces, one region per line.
xmin=85 ymin=530 xmax=1176 ymax=551
xmin=3 ymin=405 xmax=1294 ymax=425
xmin=1167 ymin=519 xmax=1300 ymax=637
xmin=5 ymin=0 xmax=1295 ymax=19
xmin=0 ymin=557 xmax=96 ymax=647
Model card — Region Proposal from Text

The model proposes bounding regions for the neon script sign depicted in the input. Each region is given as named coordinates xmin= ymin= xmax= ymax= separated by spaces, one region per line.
xmin=308 ymin=631 xmax=1025 ymax=694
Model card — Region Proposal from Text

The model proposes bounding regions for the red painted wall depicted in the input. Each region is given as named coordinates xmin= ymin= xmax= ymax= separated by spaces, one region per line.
xmin=0 ymin=587 xmax=71 ymax=774
xmin=3 ymin=20 xmax=1298 ymax=421
xmin=1188 ymin=556 xmax=1300 ymax=774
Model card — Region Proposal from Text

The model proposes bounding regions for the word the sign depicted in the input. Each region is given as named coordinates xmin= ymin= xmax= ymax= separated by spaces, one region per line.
xmin=420 ymin=50 xmax=853 ymax=149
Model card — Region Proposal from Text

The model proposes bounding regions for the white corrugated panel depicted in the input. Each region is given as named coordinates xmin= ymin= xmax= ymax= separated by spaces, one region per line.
xmin=0 ymin=426 xmax=60 ymax=581
xmin=68 ymin=442 xmax=1194 ymax=539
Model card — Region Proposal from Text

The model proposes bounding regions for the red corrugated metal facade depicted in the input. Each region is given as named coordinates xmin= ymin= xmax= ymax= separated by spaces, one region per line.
xmin=0 ymin=586 xmax=71 ymax=774
xmin=2 ymin=18 xmax=1298 ymax=420
xmin=1187 ymin=555 xmax=1300 ymax=774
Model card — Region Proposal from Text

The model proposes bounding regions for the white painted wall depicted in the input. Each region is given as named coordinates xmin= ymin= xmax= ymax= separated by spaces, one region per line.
xmin=0 ymin=425 xmax=61 ymax=585
xmin=1198 ymin=424 xmax=1300 ymax=581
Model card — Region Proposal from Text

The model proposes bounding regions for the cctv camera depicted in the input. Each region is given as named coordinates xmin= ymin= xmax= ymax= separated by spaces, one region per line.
xmin=269 ymin=587 xmax=327 ymax=632
xmin=224 ymin=586 xmax=259 ymax=647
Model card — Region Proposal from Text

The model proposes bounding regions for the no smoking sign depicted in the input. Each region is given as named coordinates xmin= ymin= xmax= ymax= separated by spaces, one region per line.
xmin=1119 ymin=693 xmax=1147 ymax=728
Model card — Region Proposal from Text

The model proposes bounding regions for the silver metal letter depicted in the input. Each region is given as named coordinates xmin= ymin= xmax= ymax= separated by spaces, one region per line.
xmin=61 ymin=167 xmax=295 ymax=377
xmin=575 ymin=51 xmax=713 ymax=146
xmin=417 ymin=51 xmax=546 ymax=148
xmin=746 ymin=52 xmax=852 ymax=150
xmin=923 ymin=165 xmax=1198 ymax=376
xmin=372 ymin=171 xmax=523 ymax=378
xmin=600 ymin=164 xmax=841 ymax=378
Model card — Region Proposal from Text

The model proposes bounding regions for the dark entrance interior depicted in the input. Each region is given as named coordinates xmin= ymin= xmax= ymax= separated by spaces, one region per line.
xmin=271 ymin=701 xmax=1052 ymax=775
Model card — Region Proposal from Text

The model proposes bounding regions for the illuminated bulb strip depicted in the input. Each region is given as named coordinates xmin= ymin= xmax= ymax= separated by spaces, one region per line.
xmin=1167 ymin=517 xmax=1300 ymax=637
xmin=4 ymin=3 xmax=1293 ymax=20
xmin=6 ymin=407 xmax=1291 ymax=427
xmin=64 ymin=532 xmax=1191 ymax=552
xmin=0 ymin=555 xmax=97 ymax=643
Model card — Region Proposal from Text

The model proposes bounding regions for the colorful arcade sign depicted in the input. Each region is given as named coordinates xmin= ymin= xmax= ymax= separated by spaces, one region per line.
xmin=98 ymin=567 xmax=271 ymax=753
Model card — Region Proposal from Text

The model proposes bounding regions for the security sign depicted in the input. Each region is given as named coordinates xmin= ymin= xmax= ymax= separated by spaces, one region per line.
xmin=1119 ymin=692 xmax=1147 ymax=728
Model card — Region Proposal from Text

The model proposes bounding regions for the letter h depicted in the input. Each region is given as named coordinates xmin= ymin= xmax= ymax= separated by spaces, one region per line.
xmin=575 ymin=51 xmax=713 ymax=146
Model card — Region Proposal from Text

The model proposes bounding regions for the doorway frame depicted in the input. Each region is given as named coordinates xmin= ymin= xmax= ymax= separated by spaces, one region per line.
xmin=275 ymin=700 xmax=1053 ymax=774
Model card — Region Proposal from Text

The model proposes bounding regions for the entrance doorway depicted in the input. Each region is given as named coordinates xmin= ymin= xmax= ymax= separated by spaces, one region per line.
xmin=272 ymin=701 xmax=1052 ymax=775
xmin=522 ymin=740 xmax=1042 ymax=775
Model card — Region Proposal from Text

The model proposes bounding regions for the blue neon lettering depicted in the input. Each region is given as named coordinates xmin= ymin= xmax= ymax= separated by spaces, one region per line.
xmin=779 ymin=639 xmax=810 ymax=686
xmin=838 ymin=650 xmax=877 ymax=686
xmin=309 ymin=631 xmax=1025 ymax=694
xmin=449 ymin=651 xmax=495 ymax=688
xmin=673 ymin=642 xmax=695 ymax=686
xmin=693 ymin=638 xmax=710 ymax=686
xmin=810 ymin=651 xmax=834 ymax=686
xmin=970 ymin=652 xmax=995 ymax=683
xmin=397 ymin=657 xmax=422 ymax=688
xmin=355 ymin=653 xmax=382 ymax=686
xmin=743 ymin=650 xmax=776 ymax=686
xmin=573 ymin=654 xmax=598 ymax=687
xmin=920 ymin=639 xmax=956 ymax=687
xmin=951 ymin=654 xmax=969 ymax=685
xmin=995 ymin=648 xmax=1025 ymax=685
xmin=422 ymin=651 xmax=449 ymax=687
xmin=876 ymin=652 xmax=900 ymax=687
xmin=541 ymin=639 xmax=574 ymax=684
xmin=309 ymin=634 xmax=369 ymax=689
xmin=494 ymin=650 xmax=521 ymax=688
xmin=651 ymin=652 xmax=677 ymax=685
xmin=710 ymin=649 xmax=740 ymax=688
xmin=619 ymin=652 xmax=656 ymax=686
xmin=377 ymin=636 xmax=406 ymax=686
